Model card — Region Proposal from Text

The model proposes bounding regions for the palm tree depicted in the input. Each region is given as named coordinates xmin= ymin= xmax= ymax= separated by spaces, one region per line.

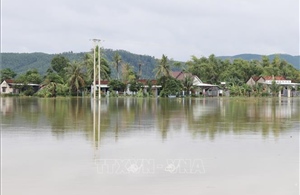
xmin=182 ymin=75 xmax=194 ymax=95
xmin=65 ymin=62 xmax=86 ymax=96
xmin=269 ymin=80 xmax=281 ymax=97
xmin=83 ymin=51 xmax=111 ymax=83
xmin=154 ymin=54 xmax=170 ymax=78
xmin=113 ymin=52 xmax=122 ymax=80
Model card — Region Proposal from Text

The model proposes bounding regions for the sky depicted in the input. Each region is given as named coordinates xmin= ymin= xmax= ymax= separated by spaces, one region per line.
xmin=1 ymin=0 xmax=299 ymax=61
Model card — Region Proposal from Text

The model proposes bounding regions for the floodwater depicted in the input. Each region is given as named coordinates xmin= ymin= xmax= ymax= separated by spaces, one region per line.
xmin=1 ymin=97 xmax=299 ymax=195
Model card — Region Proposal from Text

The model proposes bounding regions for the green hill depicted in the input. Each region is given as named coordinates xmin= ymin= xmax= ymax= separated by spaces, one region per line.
xmin=219 ymin=54 xmax=300 ymax=69
xmin=0 ymin=50 xmax=157 ymax=79
xmin=1 ymin=51 xmax=299 ymax=80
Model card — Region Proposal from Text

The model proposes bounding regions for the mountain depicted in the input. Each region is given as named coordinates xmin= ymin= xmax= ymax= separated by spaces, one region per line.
xmin=0 ymin=52 xmax=86 ymax=76
xmin=0 ymin=50 xmax=157 ymax=79
xmin=219 ymin=54 xmax=300 ymax=69
xmin=1 ymin=51 xmax=299 ymax=79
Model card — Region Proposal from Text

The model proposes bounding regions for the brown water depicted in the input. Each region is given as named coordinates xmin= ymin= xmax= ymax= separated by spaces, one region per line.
xmin=1 ymin=97 xmax=299 ymax=195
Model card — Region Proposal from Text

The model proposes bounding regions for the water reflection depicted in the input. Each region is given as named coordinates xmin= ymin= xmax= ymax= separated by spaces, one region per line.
xmin=1 ymin=97 xmax=299 ymax=141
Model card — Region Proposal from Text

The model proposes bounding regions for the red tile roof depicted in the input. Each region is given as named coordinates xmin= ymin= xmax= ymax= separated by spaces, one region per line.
xmin=4 ymin=79 xmax=14 ymax=84
xmin=251 ymin=76 xmax=260 ymax=82
xmin=138 ymin=79 xmax=158 ymax=85
xmin=95 ymin=80 xmax=109 ymax=85
xmin=170 ymin=71 xmax=193 ymax=80
xmin=262 ymin=76 xmax=286 ymax=80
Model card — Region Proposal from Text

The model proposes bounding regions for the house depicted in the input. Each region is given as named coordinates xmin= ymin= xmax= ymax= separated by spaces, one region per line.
xmin=170 ymin=71 xmax=220 ymax=96
xmin=92 ymin=80 xmax=162 ymax=97
xmin=135 ymin=79 xmax=161 ymax=96
xmin=124 ymin=79 xmax=161 ymax=96
xmin=246 ymin=76 xmax=293 ymax=86
xmin=246 ymin=76 xmax=260 ymax=86
xmin=0 ymin=79 xmax=41 ymax=95
xmin=0 ymin=79 xmax=20 ymax=94
xmin=91 ymin=80 xmax=110 ymax=96
xmin=246 ymin=76 xmax=300 ymax=97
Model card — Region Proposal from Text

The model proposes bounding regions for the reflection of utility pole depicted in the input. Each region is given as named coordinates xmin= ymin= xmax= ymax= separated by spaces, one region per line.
xmin=91 ymin=39 xmax=101 ymax=99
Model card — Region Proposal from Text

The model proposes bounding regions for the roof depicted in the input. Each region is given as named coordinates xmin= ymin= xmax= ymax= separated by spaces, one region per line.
xmin=95 ymin=80 xmax=109 ymax=85
xmin=170 ymin=71 xmax=193 ymax=80
xmin=4 ymin=79 xmax=14 ymax=84
xmin=138 ymin=79 xmax=158 ymax=85
xmin=262 ymin=76 xmax=286 ymax=80
xmin=250 ymin=76 xmax=260 ymax=82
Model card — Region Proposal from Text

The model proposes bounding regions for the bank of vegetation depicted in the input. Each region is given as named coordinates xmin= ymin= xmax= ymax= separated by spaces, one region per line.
xmin=1 ymin=48 xmax=299 ymax=98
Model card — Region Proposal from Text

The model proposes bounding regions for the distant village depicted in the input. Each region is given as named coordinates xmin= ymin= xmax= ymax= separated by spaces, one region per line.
xmin=1 ymin=52 xmax=300 ymax=98
xmin=1 ymin=72 xmax=300 ymax=98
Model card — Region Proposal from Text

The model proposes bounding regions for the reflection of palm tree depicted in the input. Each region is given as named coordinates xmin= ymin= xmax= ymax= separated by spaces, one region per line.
xmin=65 ymin=62 xmax=86 ymax=96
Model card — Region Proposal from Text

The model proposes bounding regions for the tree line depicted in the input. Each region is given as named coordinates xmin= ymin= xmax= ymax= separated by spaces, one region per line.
xmin=1 ymin=49 xmax=299 ymax=97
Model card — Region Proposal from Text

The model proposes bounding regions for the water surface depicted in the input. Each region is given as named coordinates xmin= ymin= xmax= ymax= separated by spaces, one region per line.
xmin=1 ymin=97 xmax=299 ymax=195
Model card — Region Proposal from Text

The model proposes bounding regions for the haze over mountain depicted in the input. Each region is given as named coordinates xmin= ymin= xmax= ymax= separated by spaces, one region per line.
xmin=1 ymin=50 xmax=299 ymax=79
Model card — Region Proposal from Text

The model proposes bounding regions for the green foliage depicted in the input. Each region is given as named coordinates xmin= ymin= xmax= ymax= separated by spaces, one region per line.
xmin=16 ymin=69 xmax=42 ymax=84
xmin=35 ymin=83 xmax=68 ymax=97
xmin=136 ymin=89 xmax=144 ymax=97
xmin=122 ymin=63 xmax=136 ymax=83
xmin=51 ymin=55 xmax=70 ymax=80
xmin=65 ymin=62 xmax=86 ymax=96
xmin=22 ymin=86 xmax=35 ymax=96
xmin=182 ymin=75 xmax=194 ymax=95
xmin=154 ymin=54 xmax=171 ymax=79
xmin=269 ymin=80 xmax=281 ymax=96
xmin=82 ymin=50 xmax=111 ymax=84
xmin=129 ymin=81 xmax=143 ymax=92
xmin=109 ymin=79 xmax=126 ymax=92
xmin=159 ymin=77 xmax=182 ymax=97
xmin=0 ymin=68 xmax=17 ymax=81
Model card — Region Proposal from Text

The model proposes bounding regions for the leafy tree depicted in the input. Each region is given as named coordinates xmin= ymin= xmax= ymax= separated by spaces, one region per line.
xmin=65 ymin=61 xmax=86 ymax=96
xmin=122 ymin=63 xmax=136 ymax=83
xmin=50 ymin=55 xmax=70 ymax=80
xmin=109 ymin=79 xmax=126 ymax=92
xmin=14 ymin=69 xmax=42 ymax=96
xmin=159 ymin=77 xmax=182 ymax=97
xmin=16 ymin=69 xmax=42 ymax=84
xmin=41 ymin=70 xmax=65 ymax=97
xmin=129 ymin=81 xmax=143 ymax=93
xmin=261 ymin=56 xmax=270 ymax=67
xmin=0 ymin=68 xmax=17 ymax=81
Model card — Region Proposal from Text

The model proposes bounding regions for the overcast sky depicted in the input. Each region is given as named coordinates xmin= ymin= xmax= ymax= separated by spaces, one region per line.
xmin=1 ymin=0 xmax=299 ymax=61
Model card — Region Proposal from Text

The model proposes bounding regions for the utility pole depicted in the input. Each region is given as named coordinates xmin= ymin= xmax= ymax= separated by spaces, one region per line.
xmin=98 ymin=41 xmax=101 ymax=99
xmin=91 ymin=39 xmax=101 ymax=99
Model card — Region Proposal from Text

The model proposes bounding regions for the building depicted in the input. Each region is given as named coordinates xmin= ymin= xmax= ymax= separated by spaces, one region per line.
xmin=246 ymin=76 xmax=300 ymax=97
xmin=170 ymin=71 xmax=220 ymax=96
xmin=92 ymin=80 xmax=162 ymax=97
xmin=0 ymin=79 xmax=40 ymax=95
xmin=1 ymin=80 xmax=20 ymax=94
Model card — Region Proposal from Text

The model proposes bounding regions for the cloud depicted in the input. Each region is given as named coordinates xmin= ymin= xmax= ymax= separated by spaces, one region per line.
xmin=2 ymin=0 xmax=299 ymax=61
